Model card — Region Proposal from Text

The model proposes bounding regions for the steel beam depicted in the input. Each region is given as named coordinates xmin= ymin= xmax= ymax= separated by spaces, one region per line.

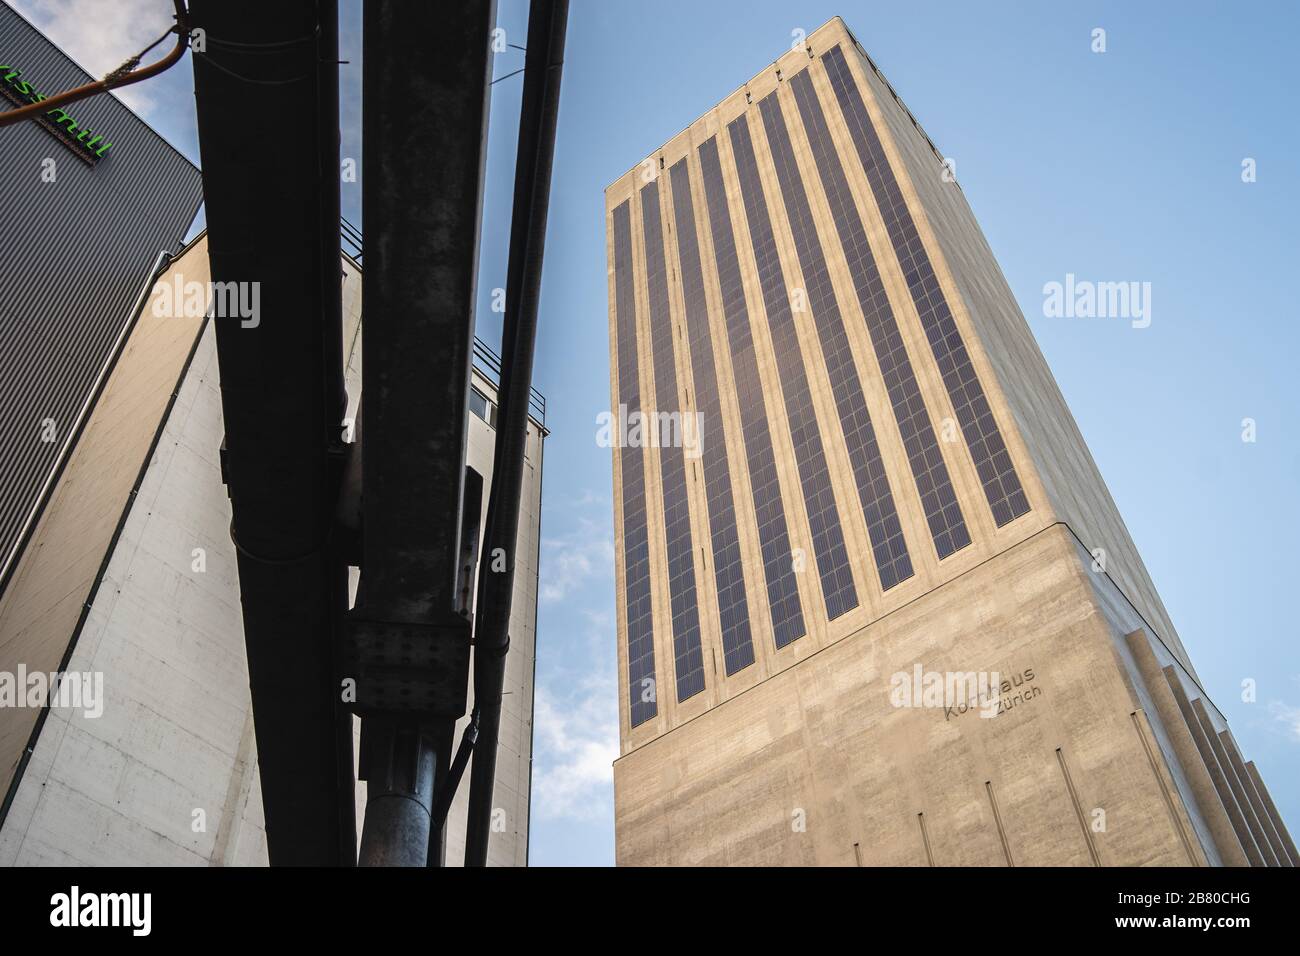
xmin=190 ymin=0 xmax=352 ymax=866
xmin=348 ymin=0 xmax=496 ymax=866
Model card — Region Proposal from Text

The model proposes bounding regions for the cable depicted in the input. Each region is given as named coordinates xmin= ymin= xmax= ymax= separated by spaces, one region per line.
xmin=491 ymin=67 xmax=525 ymax=85
xmin=203 ymin=28 xmax=320 ymax=52
xmin=193 ymin=54 xmax=312 ymax=87
xmin=0 ymin=0 xmax=190 ymax=129
xmin=103 ymin=25 xmax=174 ymax=82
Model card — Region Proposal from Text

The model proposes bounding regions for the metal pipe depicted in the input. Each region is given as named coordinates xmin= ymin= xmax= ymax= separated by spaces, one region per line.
xmin=314 ymin=0 xmax=356 ymax=867
xmin=356 ymin=722 xmax=438 ymax=867
xmin=429 ymin=707 xmax=480 ymax=866
xmin=0 ymin=0 xmax=190 ymax=128
xmin=464 ymin=0 xmax=568 ymax=867
xmin=189 ymin=0 xmax=347 ymax=864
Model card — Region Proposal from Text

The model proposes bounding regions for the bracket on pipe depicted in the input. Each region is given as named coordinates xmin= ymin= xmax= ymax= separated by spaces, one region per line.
xmin=341 ymin=613 xmax=471 ymax=721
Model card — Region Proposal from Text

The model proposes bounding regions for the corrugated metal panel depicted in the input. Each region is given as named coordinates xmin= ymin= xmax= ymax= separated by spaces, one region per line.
xmin=0 ymin=2 xmax=203 ymax=587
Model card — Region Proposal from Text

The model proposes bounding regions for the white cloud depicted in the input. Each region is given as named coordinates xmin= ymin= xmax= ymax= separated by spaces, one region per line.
xmin=11 ymin=0 xmax=178 ymax=113
xmin=569 ymin=488 xmax=607 ymax=508
xmin=539 ymin=513 xmax=613 ymax=604
xmin=531 ymin=671 xmax=618 ymax=822
xmin=579 ymin=606 xmax=611 ymax=637
xmin=1268 ymin=700 xmax=1300 ymax=742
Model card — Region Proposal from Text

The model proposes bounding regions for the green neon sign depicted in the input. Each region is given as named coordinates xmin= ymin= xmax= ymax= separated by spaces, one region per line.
xmin=0 ymin=63 xmax=113 ymax=162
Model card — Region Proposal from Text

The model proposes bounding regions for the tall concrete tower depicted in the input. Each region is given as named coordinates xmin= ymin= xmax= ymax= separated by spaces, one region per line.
xmin=605 ymin=17 xmax=1294 ymax=866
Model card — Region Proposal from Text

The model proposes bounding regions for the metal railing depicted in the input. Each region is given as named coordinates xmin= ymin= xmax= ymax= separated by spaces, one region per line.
xmin=472 ymin=337 xmax=547 ymax=427
xmin=341 ymin=215 xmax=364 ymax=262
xmin=338 ymin=217 xmax=545 ymax=428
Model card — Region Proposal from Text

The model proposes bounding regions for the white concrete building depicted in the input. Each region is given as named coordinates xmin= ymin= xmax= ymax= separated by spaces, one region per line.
xmin=0 ymin=237 xmax=546 ymax=866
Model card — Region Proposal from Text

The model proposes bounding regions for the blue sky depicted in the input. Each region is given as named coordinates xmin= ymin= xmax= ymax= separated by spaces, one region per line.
xmin=17 ymin=0 xmax=1299 ymax=867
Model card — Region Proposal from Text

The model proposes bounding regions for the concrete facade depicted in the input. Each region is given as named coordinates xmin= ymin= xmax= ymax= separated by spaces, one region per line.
xmin=605 ymin=18 xmax=1294 ymax=866
xmin=0 ymin=1 xmax=203 ymax=585
xmin=0 ymin=240 xmax=544 ymax=866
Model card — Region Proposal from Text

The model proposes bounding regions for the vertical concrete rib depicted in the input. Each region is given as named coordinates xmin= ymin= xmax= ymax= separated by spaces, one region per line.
xmin=1246 ymin=762 xmax=1300 ymax=866
xmin=787 ymin=66 xmax=971 ymax=563
xmin=917 ymin=812 xmax=935 ymax=866
xmin=667 ymin=158 xmax=757 ymax=674
xmin=820 ymin=44 xmax=1030 ymax=527
xmin=1055 ymin=748 xmax=1102 ymax=865
xmin=985 ymin=781 xmax=1014 ymax=866
xmin=1188 ymin=698 xmax=1277 ymax=866
xmin=1164 ymin=668 xmax=1260 ymax=865
xmin=696 ymin=136 xmax=807 ymax=647
xmin=639 ymin=179 xmax=706 ymax=702
xmin=612 ymin=201 xmax=658 ymax=727
xmin=1130 ymin=712 xmax=1199 ymax=865
xmin=756 ymin=86 xmax=915 ymax=589
xmin=1218 ymin=730 xmax=1291 ymax=867
xmin=1124 ymin=632 xmax=1239 ymax=865
xmin=727 ymin=113 xmax=859 ymax=622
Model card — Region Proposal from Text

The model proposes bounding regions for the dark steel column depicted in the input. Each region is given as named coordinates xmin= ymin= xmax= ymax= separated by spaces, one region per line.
xmin=356 ymin=723 xmax=438 ymax=867
xmin=348 ymin=0 xmax=496 ymax=866
xmin=356 ymin=0 xmax=492 ymax=612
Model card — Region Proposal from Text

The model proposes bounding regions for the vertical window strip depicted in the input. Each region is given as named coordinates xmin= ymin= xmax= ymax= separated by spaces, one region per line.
xmin=788 ymin=68 xmax=972 ymax=560
xmin=727 ymin=113 xmax=859 ymax=623
xmin=696 ymin=137 xmax=807 ymax=648
xmin=612 ymin=201 xmax=658 ymax=726
xmin=639 ymin=179 xmax=707 ymax=701
xmin=668 ymin=158 xmax=756 ymax=674
xmin=822 ymin=45 xmax=1030 ymax=527
xmin=758 ymin=87 xmax=915 ymax=588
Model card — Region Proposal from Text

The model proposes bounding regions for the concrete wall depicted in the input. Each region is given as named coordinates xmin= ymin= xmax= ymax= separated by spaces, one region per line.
xmin=0 ymin=247 xmax=250 ymax=863
xmin=0 ymin=237 xmax=212 ymax=835
xmin=615 ymin=526 xmax=1202 ymax=865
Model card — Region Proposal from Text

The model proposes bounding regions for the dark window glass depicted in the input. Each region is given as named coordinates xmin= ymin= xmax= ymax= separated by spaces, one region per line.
xmin=787 ymin=68 xmax=973 ymax=560
xmin=668 ymin=158 xmax=756 ymax=675
xmin=469 ymin=387 xmax=495 ymax=428
xmin=639 ymin=179 xmax=707 ymax=702
xmin=612 ymin=201 xmax=657 ymax=727
xmin=821 ymin=45 xmax=1030 ymax=527
xmin=758 ymin=87 xmax=915 ymax=589
xmin=697 ymin=137 xmax=807 ymax=648
xmin=727 ymin=114 xmax=859 ymax=624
